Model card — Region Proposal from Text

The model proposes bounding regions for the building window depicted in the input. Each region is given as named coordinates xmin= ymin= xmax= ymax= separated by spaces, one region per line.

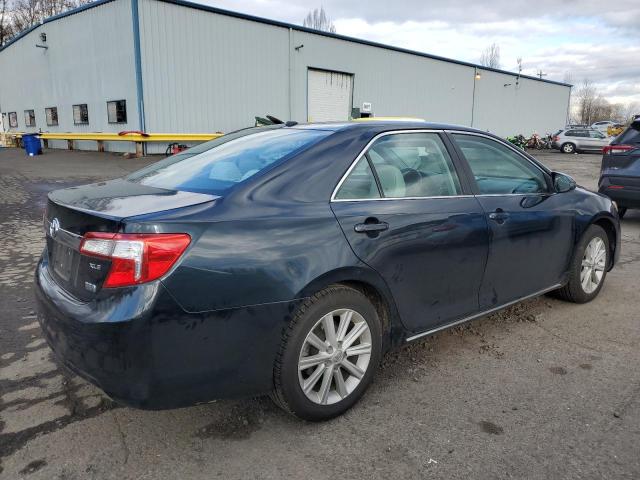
xmin=8 ymin=112 xmax=18 ymax=128
xmin=45 ymin=107 xmax=59 ymax=126
xmin=73 ymin=104 xmax=89 ymax=125
xmin=107 ymin=100 xmax=127 ymax=124
xmin=24 ymin=110 xmax=36 ymax=127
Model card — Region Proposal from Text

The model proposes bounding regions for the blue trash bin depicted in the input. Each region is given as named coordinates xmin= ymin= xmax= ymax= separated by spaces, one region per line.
xmin=23 ymin=134 xmax=43 ymax=156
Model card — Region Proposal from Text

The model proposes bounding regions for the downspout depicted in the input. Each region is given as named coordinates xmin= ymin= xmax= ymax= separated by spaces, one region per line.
xmin=288 ymin=27 xmax=293 ymax=121
xmin=566 ymin=85 xmax=572 ymax=125
xmin=471 ymin=69 xmax=477 ymax=128
xmin=131 ymin=0 xmax=146 ymax=137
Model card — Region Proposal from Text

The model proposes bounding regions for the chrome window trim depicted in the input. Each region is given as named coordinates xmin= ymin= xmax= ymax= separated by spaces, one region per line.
xmin=405 ymin=283 xmax=563 ymax=342
xmin=330 ymin=129 xmax=554 ymax=203
xmin=331 ymin=195 xmax=475 ymax=203
xmin=330 ymin=129 xmax=464 ymax=202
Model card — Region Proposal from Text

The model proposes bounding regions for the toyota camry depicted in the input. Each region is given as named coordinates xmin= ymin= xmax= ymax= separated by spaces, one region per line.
xmin=35 ymin=120 xmax=620 ymax=421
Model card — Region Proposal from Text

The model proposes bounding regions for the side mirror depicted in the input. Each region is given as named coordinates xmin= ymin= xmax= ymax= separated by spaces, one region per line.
xmin=553 ymin=172 xmax=576 ymax=193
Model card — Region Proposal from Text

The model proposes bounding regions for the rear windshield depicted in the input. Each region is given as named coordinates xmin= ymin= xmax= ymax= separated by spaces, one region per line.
xmin=616 ymin=122 xmax=640 ymax=145
xmin=127 ymin=128 xmax=332 ymax=194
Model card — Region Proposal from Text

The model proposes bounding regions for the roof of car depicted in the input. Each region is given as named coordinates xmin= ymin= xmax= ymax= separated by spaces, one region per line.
xmin=289 ymin=120 xmax=488 ymax=134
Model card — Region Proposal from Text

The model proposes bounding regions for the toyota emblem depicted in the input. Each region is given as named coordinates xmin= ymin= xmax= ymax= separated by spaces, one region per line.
xmin=49 ymin=217 xmax=60 ymax=238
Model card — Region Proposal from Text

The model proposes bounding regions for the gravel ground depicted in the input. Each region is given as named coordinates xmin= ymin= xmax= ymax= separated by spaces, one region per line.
xmin=0 ymin=147 xmax=639 ymax=480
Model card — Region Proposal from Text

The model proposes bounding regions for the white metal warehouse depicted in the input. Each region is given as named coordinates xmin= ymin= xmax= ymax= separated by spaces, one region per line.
xmin=0 ymin=0 xmax=572 ymax=152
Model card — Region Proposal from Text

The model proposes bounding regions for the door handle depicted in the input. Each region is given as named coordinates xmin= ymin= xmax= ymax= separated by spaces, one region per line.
xmin=488 ymin=209 xmax=509 ymax=223
xmin=354 ymin=221 xmax=389 ymax=233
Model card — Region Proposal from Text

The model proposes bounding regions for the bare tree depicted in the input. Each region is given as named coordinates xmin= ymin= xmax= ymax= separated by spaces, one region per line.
xmin=0 ymin=0 xmax=11 ymax=45
xmin=2 ymin=0 xmax=91 ymax=45
xmin=622 ymin=102 xmax=640 ymax=124
xmin=303 ymin=6 xmax=336 ymax=33
xmin=572 ymin=78 xmax=633 ymax=124
xmin=479 ymin=43 xmax=500 ymax=69
xmin=575 ymin=79 xmax=598 ymax=124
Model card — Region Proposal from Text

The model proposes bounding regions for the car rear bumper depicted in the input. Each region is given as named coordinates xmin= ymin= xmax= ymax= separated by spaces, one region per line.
xmin=34 ymin=252 xmax=298 ymax=409
xmin=598 ymin=175 xmax=640 ymax=208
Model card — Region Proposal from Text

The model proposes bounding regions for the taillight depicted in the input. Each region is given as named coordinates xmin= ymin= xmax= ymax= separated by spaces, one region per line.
xmin=552 ymin=135 xmax=559 ymax=142
xmin=603 ymin=144 xmax=636 ymax=155
xmin=80 ymin=232 xmax=191 ymax=287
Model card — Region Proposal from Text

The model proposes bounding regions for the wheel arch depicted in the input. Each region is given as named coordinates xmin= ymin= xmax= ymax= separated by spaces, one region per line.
xmin=580 ymin=213 xmax=618 ymax=271
xmin=591 ymin=215 xmax=618 ymax=270
xmin=295 ymin=266 xmax=404 ymax=351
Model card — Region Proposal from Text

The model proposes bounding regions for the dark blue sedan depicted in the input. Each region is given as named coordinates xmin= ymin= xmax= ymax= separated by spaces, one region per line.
xmin=35 ymin=121 xmax=620 ymax=420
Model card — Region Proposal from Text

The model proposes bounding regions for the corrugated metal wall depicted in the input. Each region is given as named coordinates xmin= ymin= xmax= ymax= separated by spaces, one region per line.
xmin=139 ymin=2 xmax=570 ymax=138
xmin=288 ymin=30 xmax=475 ymax=127
xmin=0 ymin=0 xmax=138 ymax=152
xmin=138 ymin=0 xmax=290 ymax=135
xmin=472 ymin=70 xmax=571 ymax=136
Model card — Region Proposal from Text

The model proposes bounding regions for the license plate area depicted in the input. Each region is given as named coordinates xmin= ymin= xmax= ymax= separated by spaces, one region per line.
xmin=51 ymin=241 xmax=77 ymax=281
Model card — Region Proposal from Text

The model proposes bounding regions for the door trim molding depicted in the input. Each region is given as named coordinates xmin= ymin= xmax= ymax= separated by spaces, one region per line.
xmin=405 ymin=283 xmax=563 ymax=342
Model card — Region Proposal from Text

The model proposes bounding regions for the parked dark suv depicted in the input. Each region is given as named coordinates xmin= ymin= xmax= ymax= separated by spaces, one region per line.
xmin=598 ymin=120 xmax=640 ymax=218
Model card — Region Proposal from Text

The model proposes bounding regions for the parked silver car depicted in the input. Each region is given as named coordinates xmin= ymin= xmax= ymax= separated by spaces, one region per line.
xmin=552 ymin=128 xmax=611 ymax=154
xmin=591 ymin=121 xmax=616 ymax=134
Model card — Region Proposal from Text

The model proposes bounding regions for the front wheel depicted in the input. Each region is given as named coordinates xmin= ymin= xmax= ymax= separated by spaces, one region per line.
xmin=554 ymin=225 xmax=609 ymax=303
xmin=271 ymin=285 xmax=382 ymax=421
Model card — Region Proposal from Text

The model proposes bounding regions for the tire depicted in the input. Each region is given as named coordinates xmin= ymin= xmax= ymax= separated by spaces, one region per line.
xmin=271 ymin=285 xmax=382 ymax=421
xmin=618 ymin=207 xmax=627 ymax=219
xmin=561 ymin=142 xmax=576 ymax=154
xmin=554 ymin=225 xmax=609 ymax=303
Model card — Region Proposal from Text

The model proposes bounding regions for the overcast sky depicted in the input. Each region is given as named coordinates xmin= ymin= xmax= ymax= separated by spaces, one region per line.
xmin=204 ymin=0 xmax=640 ymax=107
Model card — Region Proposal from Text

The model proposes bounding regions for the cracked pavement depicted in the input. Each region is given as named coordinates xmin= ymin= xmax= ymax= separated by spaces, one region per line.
xmin=0 ymin=148 xmax=639 ymax=479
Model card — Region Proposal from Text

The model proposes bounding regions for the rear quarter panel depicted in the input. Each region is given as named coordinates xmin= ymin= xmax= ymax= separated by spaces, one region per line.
xmin=159 ymin=202 xmax=363 ymax=312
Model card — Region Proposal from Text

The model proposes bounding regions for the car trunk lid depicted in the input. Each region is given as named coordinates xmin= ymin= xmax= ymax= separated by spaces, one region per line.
xmin=44 ymin=179 xmax=217 ymax=300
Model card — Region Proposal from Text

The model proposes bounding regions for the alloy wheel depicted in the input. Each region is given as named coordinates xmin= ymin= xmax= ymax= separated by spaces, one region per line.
xmin=298 ymin=308 xmax=372 ymax=405
xmin=580 ymin=237 xmax=607 ymax=294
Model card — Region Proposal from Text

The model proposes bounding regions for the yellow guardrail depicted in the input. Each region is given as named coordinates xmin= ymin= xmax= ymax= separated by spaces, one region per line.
xmin=37 ymin=132 xmax=224 ymax=142
xmin=2 ymin=131 xmax=224 ymax=156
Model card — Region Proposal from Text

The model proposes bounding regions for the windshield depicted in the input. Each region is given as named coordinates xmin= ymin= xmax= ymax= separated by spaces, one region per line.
xmin=127 ymin=128 xmax=332 ymax=194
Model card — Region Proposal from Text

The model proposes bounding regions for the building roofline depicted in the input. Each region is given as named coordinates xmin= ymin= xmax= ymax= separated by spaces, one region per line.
xmin=0 ymin=0 xmax=572 ymax=88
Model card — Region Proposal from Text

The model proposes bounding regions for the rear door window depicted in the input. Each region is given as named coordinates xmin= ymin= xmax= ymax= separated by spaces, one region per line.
xmin=127 ymin=128 xmax=332 ymax=194
xmin=367 ymin=133 xmax=462 ymax=197
xmin=452 ymin=134 xmax=548 ymax=195
xmin=334 ymin=158 xmax=381 ymax=200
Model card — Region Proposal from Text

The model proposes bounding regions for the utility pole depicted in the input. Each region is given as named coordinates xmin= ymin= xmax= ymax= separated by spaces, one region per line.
xmin=536 ymin=70 xmax=547 ymax=79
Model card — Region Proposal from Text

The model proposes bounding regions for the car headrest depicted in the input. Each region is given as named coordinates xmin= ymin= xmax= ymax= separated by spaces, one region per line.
xmin=376 ymin=164 xmax=405 ymax=197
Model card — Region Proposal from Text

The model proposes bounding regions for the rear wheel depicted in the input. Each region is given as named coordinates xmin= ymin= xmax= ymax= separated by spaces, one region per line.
xmin=271 ymin=285 xmax=381 ymax=421
xmin=561 ymin=142 xmax=576 ymax=154
xmin=554 ymin=225 xmax=609 ymax=303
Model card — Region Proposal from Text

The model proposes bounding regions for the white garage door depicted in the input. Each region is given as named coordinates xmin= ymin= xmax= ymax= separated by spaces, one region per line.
xmin=307 ymin=69 xmax=353 ymax=122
